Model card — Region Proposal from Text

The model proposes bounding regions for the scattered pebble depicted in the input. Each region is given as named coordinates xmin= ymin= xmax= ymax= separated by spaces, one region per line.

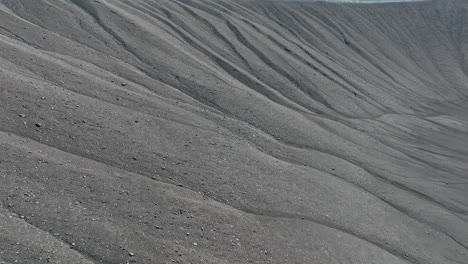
xmin=35 ymin=123 xmax=42 ymax=128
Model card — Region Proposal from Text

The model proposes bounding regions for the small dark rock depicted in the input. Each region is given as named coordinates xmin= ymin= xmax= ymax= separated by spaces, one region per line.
xmin=121 ymin=82 xmax=127 ymax=86
xmin=35 ymin=123 xmax=42 ymax=128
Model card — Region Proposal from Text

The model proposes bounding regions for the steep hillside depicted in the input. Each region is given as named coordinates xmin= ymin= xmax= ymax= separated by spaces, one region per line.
xmin=1 ymin=0 xmax=467 ymax=263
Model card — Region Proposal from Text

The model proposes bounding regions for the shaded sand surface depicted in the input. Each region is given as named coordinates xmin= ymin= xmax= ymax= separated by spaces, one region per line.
xmin=1 ymin=0 xmax=468 ymax=263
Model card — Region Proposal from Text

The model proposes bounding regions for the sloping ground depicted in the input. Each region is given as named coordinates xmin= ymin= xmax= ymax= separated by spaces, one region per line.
xmin=0 ymin=0 xmax=467 ymax=263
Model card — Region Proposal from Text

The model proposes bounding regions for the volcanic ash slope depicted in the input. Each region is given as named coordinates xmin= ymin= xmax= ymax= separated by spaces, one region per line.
xmin=1 ymin=0 xmax=468 ymax=263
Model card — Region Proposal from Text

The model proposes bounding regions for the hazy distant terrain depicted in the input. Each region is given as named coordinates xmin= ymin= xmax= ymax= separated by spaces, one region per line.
xmin=311 ymin=0 xmax=420 ymax=2
xmin=1 ymin=0 xmax=467 ymax=263
xmin=318 ymin=0 xmax=420 ymax=2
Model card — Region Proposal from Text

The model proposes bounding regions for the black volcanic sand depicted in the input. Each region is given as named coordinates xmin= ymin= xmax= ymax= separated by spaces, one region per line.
xmin=1 ymin=0 xmax=468 ymax=263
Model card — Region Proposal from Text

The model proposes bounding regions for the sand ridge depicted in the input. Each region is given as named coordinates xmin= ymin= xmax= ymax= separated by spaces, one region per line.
xmin=0 ymin=0 xmax=467 ymax=263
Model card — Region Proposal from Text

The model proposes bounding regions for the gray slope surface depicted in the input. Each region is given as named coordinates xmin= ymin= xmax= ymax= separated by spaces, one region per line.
xmin=0 ymin=0 xmax=467 ymax=263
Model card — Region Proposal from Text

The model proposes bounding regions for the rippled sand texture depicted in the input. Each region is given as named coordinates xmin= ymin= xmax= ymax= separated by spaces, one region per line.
xmin=1 ymin=0 xmax=468 ymax=263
